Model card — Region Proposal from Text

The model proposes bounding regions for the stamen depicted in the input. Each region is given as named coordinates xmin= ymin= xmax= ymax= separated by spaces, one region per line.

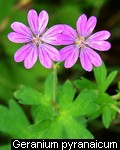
xmin=32 ymin=35 xmax=42 ymax=45
xmin=75 ymin=35 xmax=86 ymax=48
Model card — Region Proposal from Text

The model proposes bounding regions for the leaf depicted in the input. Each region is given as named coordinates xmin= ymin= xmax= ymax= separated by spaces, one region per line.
xmin=62 ymin=116 xmax=93 ymax=139
xmin=31 ymin=102 xmax=53 ymax=123
xmin=0 ymin=100 xmax=31 ymax=138
xmin=104 ymin=71 xmax=117 ymax=92
xmin=92 ymin=93 xmax=117 ymax=128
xmin=30 ymin=115 xmax=93 ymax=139
xmin=93 ymin=63 xmax=117 ymax=93
xmin=74 ymin=77 xmax=97 ymax=90
xmin=93 ymin=62 xmax=107 ymax=92
xmin=58 ymin=80 xmax=76 ymax=111
xmin=30 ymin=80 xmax=95 ymax=139
xmin=44 ymin=73 xmax=55 ymax=101
xmin=30 ymin=118 xmax=64 ymax=139
xmin=30 ymin=73 xmax=57 ymax=123
xmin=14 ymin=85 xmax=44 ymax=105
xmin=102 ymin=105 xmax=116 ymax=128
xmin=67 ymin=90 xmax=98 ymax=117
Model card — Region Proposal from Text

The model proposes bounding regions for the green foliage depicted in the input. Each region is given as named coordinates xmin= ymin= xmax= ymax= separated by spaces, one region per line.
xmin=55 ymin=4 xmax=81 ymax=27
xmin=36 ymin=80 xmax=95 ymax=138
xmin=1 ymin=61 xmax=119 ymax=143
xmin=74 ymin=77 xmax=97 ymax=91
xmin=0 ymin=100 xmax=30 ymax=138
xmin=0 ymin=0 xmax=15 ymax=21
xmin=58 ymin=80 xmax=76 ymax=110
xmin=75 ymin=63 xmax=118 ymax=128
xmin=14 ymin=75 xmax=95 ymax=139
xmin=94 ymin=63 xmax=117 ymax=93
xmin=44 ymin=72 xmax=54 ymax=101
xmin=0 ymin=144 xmax=10 ymax=150
xmin=30 ymin=115 xmax=93 ymax=139
xmin=86 ymin=0 xmax=106 ymax=9
xmin=14 ymin=73 xmax=55 ymax=123
xmin=14 ymin=85 xmax=43 ymax=105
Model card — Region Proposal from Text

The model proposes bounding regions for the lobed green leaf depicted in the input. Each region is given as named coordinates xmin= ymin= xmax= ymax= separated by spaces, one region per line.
xmin=74 ymin=77 xmax=97 ymax=90
xmin=14 ymin=85 xmax=44 ymax=105
xmin=67 ymin=90 xmax=98 ymax=117
xmin=58 ymin=80 xmax=76 ymax=111
xmin=0 ymin=100 xmax=31 ymax=138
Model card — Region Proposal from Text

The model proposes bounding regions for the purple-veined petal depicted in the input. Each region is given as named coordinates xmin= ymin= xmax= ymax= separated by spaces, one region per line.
xmin=24 ymin=44 xmax=38 ymax=69
xmin=14 ymin=44 xmax=33 ymax=62
xmin=60 ymin=45 xmax=77 ymax=61
xmin=60 ymin=45 xmax=79 ymax=68
xmin=83 ymin=47 xmax=102 ymax=67
xmin=87 ymin=30 xmax=111 ymax=41
xmin=83 ymin=16 xmax=97 ymax=37
xmin=56 ymin=25 xmax=77 ymax=45
xmin=76 ymin=14 xmax=87 ymax=37
xmin=65 ymin=51 xmax=79 ymax=68
xmin=42 ymin=25 xmax=64 ymax=45
xmin=41 ymin=44 xmax=60 ymax=61
xmin=8 ymin=32 xmax=31 ymax=43
xmin=80 ymin=48 xmax=93 ymax=71
xmin=38 ymin=10 xmax=49 ymax=34
xmin=38 ymin=44 xmax=52 ymax=68
xmin=88 ymin=40 xmax=111 ymax=51
xmin=11 ymin=22 xmax=32 ymax=38
xmin=28 ymin=9 xmax=39 ymax=34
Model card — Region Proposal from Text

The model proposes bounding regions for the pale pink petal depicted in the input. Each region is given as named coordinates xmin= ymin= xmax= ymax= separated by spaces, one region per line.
xmin=8 ymin=32 xmax=31 ymax=43
xmin=60 ymin=45 xmax=77 ymax=61
xmin=80 ymin=48 xmax=93 ymax=71
xmin=11 ymin=22 xmax=32 ymax=38
xmin=38 ymin=10 xmax=49 ymax=34
xmin=41 ymin=44 xmax=60 ymax=61
xmin=14 ymin=44 xmax=33 ymax=62
xmin=76 ymin=14 xmax=87 ymax=37
xmin=83 ymin=47 xmax=102 ymax=67
xmin=24 ymin=44 xmax=38 ymax=69
xmin=88 ymin=40 xmax=111 ymax=51
xmin=56 ymin=34 xmax=75 ymax=45
xmin=38 ymin=44 xmax=52 ymax=68
xmin=87 ymin=30 xmax=111 ymax=41
xmin=42 ymin=25 xmax=64 ymax=45
xmin=56 ymin=25 xmax=77 ymax=45
xmin=84 ymin=16 xmax=97 ymax=37
xmin=28 ymin=9 xmax=39 ymax=34
xmin=62 ymin=45 xmax=79 ymax=68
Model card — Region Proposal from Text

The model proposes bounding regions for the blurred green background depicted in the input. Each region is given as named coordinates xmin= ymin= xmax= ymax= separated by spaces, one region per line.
xmin=0 ymin=0 xmax=120 ymax=144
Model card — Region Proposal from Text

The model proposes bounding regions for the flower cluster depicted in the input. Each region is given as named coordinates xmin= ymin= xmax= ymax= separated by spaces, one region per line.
xmin=8 ymin=9 xmax=111 ymax=71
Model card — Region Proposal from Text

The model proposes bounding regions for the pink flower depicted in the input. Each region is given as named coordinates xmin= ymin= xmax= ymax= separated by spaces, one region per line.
xmin=58 ymin=14 xmax=111 ymax=71
xmin=8 ymin=9 xmax=63 ymax=69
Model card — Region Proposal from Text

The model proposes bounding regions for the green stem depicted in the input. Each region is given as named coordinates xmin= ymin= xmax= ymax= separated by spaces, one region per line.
xmin=111 ymin=93 xmax=120 ymax=101
xmin=111 ymin=104 xmax=120 ymax=113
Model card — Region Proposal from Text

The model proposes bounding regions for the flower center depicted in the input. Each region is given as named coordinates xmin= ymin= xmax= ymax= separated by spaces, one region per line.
xmin=32 ymin=35 xmax=42 ymax=45
xmin=75 ymin=35 xmax=86 ymax=48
